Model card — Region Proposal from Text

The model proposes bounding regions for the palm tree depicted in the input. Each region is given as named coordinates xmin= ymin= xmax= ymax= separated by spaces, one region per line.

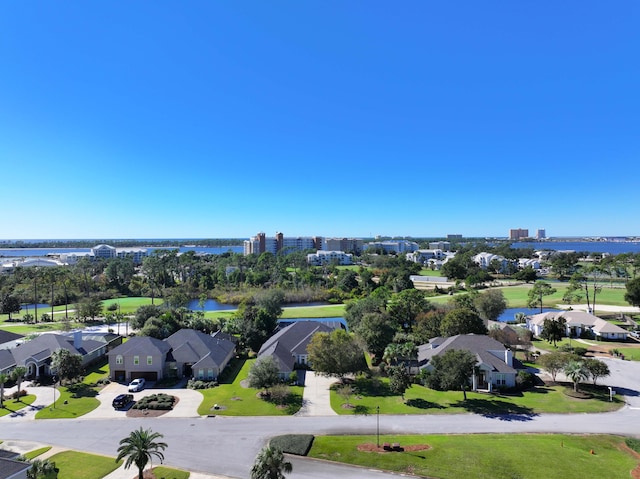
xmin=116 ymin=427 xmax=168 ymax=479
xmin=11 ymin=366 xmax=27 ymax=397
xmin=0 ymin=372 xmax=8 ymax=407
xmin=564 ymin=360 xmax=589 ymax=392
xmin=25 ymin=458 xmax=57 ymax=479
xmin=250 ymin=445 xmax=293 ymax=479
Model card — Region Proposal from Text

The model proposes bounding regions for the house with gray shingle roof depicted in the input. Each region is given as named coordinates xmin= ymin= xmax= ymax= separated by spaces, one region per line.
xmin=5 ymin=331 xmax=115 ymax=379
xmin=418 ymin=334 xmax=520 ymax=391
xmin=257 ymin=321 xmax=334 ymax=379
xmin=0 ymin=449 xmax=30 ymax=479
xmin=107 ymin=329 xmax=236 ymax=383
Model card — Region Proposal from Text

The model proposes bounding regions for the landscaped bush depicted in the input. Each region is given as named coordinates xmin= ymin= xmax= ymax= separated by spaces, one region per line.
xmin=11 ymin=389 xmax=27 ymax=400
xmin=572 ymin=346 xmax=588 ymax=356
xmin=187 ymin=379 xmax=218 ymax=390
xmin=516 ymin=371 xmax=535 ymax=390
xmin=133 ymin=393 xmax=176 ymax=410
xmin=269 ymin=434 xmax=315 ymax=456
xmin=625 ymin=437 xmax=640 ymax=453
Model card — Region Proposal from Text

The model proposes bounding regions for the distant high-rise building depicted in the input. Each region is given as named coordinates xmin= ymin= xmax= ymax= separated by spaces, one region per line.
xmin=244 ymin=232 xmax=322 ymax=255
xmin=324 ymin=238 xmax=364 ymax=254
xmin=536 ymin=229 xmax=546 ymax=239
xmin=447 ymin=234 xmax=463 ymax=241
xmin=509 ymin=228 xmax=529 ymax=241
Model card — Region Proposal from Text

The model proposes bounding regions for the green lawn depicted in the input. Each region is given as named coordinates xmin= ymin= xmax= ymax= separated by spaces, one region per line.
xmin=47 ymin=451 xmax=122 ymax=479
xmin=330 ymin=376 xmax=622 ymax=415
xmin=309 ymin=434 xmax=639 ymax=479
xmin=36 ymin=360 xmax=109 ymax=419
xmin=151 ymin=466 xmax=190 ymax=479
xmin=21 ymin=446 xmax=52 ymax=460
xmin=281 ymin=304 xmax=346 ymax=319
xmin=197 ymin=358 xmax=303 ymax=416
xmin=0 ymin=394 xmax=36 ymax=417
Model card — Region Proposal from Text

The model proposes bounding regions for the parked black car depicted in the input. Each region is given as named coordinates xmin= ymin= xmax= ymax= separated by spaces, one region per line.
xmin=112 ymin=393 xmax=134 ymax=409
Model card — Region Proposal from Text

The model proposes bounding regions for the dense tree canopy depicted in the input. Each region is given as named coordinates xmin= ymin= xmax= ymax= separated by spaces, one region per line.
xmin=422 ymin=349 xmax=478 ymax=400
xmin=307 ymin=329 xmax=367 ymax=380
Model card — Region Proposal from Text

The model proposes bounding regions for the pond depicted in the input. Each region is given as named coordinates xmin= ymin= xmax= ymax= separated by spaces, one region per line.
xmin=497 ymin=307 xmax=561 ymax=322
xmin=187 ymin=299 xmax=332 ymax=312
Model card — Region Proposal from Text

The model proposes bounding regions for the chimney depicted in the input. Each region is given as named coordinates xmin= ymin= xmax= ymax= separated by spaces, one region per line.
xmin=74 ymin=330 xmax=83 ymax=350
xmin=504 ymin=349 xmax=513 ymax=367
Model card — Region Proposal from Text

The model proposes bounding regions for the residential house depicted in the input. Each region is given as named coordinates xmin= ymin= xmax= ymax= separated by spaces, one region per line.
xmin=7 ymin=331 xmax=117 ymax=379
xmin=418 ymin=334 xmax=520 ymax=391
xmin=0 ymin=449 xmax=30 ymax=479
xmin=107 ymin=329 xmax=236 ymax=383
xmin=165 ymin=329 xmax=236 ymax=381
xmin=527 ymin=311 xmax=629 ymax=341
xmin=257 ymin=321 xmax=334 ymax=379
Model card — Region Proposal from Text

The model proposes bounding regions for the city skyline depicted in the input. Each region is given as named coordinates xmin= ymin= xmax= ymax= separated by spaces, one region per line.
xmin=1 ymin=2 xmax=638 ymax=240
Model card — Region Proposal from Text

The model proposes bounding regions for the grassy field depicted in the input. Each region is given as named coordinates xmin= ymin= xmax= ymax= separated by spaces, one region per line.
xmin=309 ymin=433 xmax=639 ymax=479
xmin=0 ymin=394 xmax=36 ymax=417
xmin=47 ymin=450 xmax=122 ymax=479
xmin=330 ymin=376 xmax=622 ymax=415
xmin=197 ymin=358 xmax=303 ymax=416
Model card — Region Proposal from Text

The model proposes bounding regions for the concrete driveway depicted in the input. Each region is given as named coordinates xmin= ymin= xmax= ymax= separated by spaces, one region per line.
xmin=296 ymin=371 xmax=338 ymax=417
xmin=82 ymin=381 xmax=204 ymax=419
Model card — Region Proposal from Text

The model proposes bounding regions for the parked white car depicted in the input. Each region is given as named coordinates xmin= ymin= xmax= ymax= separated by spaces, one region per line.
xmin=128 ymin=378 xmax=146 ymax=392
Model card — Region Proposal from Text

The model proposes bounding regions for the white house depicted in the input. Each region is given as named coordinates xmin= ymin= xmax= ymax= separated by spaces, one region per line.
xmin=527 ymin=311 xmax=629 ymax=341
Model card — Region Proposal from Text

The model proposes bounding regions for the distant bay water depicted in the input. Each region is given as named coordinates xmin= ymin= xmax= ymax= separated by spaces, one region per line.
xmin=0 ymin=245 xmax=244 ymax=258
xmin=511 ymin=241 xmax=640 ymax=255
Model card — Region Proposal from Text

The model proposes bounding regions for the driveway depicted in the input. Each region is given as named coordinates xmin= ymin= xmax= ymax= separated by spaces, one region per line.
xmin=295 ymin=371 xmax=338 ymax=417
xmin=82 ymin=381 xmax=204 ymax=419
xmin=1 ymin=383 xmax=60 ymax=421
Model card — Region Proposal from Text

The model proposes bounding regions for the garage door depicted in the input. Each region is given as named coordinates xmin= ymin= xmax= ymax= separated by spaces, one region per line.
xmin=131 ymin=371 xmax=158 ymax=381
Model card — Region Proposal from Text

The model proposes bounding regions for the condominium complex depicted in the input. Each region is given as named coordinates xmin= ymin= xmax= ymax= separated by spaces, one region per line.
xmin=243 ymin=232 xmax=323 ymax=256
xmin=509 ymin=228 xmax=529 ymax=241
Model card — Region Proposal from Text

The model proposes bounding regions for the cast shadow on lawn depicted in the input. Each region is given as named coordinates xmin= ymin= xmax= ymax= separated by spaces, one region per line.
xmin=67 ymin=383 xmax=98 ymax=398
xmin=217 ymin=358 xmax=246 ymax=385
xmin=405 ymin=398 xmax=446 ymax=410
xmin=453 ymin=398 xmax=538 ymax=421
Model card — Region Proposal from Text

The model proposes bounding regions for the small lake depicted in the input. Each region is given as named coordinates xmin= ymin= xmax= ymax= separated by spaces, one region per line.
xmin=186 ymin=299 xmax=332 ymax=311
xmin=497 ymin=307 xmax=561 ymax=322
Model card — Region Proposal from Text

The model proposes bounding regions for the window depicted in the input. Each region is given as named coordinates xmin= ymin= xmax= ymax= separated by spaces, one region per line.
xmin=116 ymin=355 xmax=123 ymax=365
xmin=147 ymin=356 xmax=153 ymax=366
xmin=496 ymin=374 xmax=506 ymax=386
xmin=207 ymin=368 xmax=214 ymax=380
xmin=198 ymin=369 xmax=204 ymax=379
xmin=133 ymin=356 xmax=139 ymax=366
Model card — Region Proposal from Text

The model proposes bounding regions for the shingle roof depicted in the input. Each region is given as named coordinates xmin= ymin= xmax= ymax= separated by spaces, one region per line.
xmin=10 ymin=333 xmax=101 ymax=366
xmin=165 ymin=329 xmax=235 ymax=368
xmin=257 ymin=321 xmax=333 ymax=372
xmin=0 ymin=330 xmax=24 ymax=345
xmin=107 ymin=336 xmax=171 ymax=357
xmin=418 ymin=334 xmax=516 ymax=374
xmin=0 ymin=455 xmax=30 ymax=479
xmin=0 ymin=349 xmax=16 ymax=372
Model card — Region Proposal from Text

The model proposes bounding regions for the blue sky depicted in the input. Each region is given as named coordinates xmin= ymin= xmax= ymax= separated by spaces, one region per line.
xmin=1 ymin=2 xmax=638 ymax=240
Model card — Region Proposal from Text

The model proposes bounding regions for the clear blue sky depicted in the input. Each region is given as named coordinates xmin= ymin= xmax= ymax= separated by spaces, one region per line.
xmin=1 ymin=2 xmax=638 ymax=240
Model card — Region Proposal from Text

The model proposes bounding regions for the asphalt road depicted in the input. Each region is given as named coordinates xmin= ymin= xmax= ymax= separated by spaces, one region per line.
xmin=1 ymin=357 xmax=639 ymax=479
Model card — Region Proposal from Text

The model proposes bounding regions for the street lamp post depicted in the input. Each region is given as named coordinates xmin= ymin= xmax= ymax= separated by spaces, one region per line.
xmin=53 ymin=376 xmax=57 ymax=409
xmin=376 ymin=406 xmax=380 ymax=448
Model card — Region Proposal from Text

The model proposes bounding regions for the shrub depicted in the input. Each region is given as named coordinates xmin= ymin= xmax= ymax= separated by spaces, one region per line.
xmin=572 ymin=347 xmax=588 ymax=357
xmin=625 ymin=437 xmax=640 ymax=453
xmin=516 ymin=371 xmax=535 ymax=390
xmin=11 ymin=390 xmax=27 ymax=400
xmin=187 ymin=379 xmax=218 ymax=390
xmin=269 ymin=434 xmax=314 ymax=456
